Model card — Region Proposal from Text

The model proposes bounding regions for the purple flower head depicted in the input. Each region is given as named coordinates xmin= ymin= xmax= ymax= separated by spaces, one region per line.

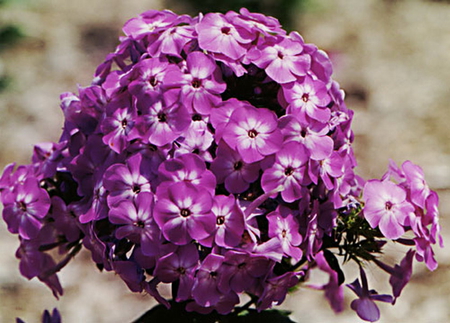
xmin=1 ymin=8 xmax=443 ymax=320
xmin=154 ymin=182 xmax=215 ymax=245
xmin=222 ymin=104 xmax=283 ymax=163
xmin=363 ymin=180 xmax=415 ymax=240
xmin=347 ymin=267 xmax=393 ymax=322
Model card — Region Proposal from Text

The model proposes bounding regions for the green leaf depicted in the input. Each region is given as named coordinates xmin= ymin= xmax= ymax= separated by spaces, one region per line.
xmin=0 ymin=24 xmax=24 ymax=48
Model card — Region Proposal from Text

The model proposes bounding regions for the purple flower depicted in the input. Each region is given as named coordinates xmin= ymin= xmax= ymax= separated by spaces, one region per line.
xmin=196 ymin=12 xmax=253 ymax=60
xmin=154 ymin=244 xmax=199 ymax=301
xmin=2 ymin=177 xmax=51 ymax=239
xmin=222 ymin=104 xmax=283 ymax=163
xmin=147 ymin=19 xmax=195 ymax=57
xmin=257 ymin=272 xmax=299 ymax=311
xmin=279 ymin=114 xmax=333 ymax=161
xmin=267 ymin=206 xmax=303 ymax=261
xmin=201 ymin=194 xmax=245 ymax=248
xmin=122 ymin=10 xmax=178 ymax=40
xmin=218 ymin=250 xmax=272 ymax=294
xmin=157 ymin=153 xmax=216 ymax=194
xmin=103 ymin=154 xmax=153 ymax=207
xmin=234 ymin=8 xmax=284 ymax=37
xmin=174 ymin=51 xmax=226 ymax=114
xmin=174 ymin=122 xmax=214 ymax=162
xmin=108 ymin=192 xmax=161 ymax=256
xmin=252 ymin=36 xmax=310 ymax=84
xmin=134 ymin=97 xmax=191 ymax=147
xmin=307 ymin=251 xmax=344 ymax=313
xmin=347 ymin=267 xmax=393 ymax=322
xmin=17 ymin=308 xmax=62 ymax=323
xmin=113 ymin=260 xmax=146 ymax=292
xmin=191 ymin=253 xmax=225 ymax=307
xmin=261 ymin=142 xmax=309 ymax=203
xmin=101 ymin=102 xmax=137 ymax=153
xmin=363 ymin=180 xmax=415 ymax=240
xmin=210 ymin=141 xmax=260 ymax=194
xmin=401 ymin=160 xmax=431 ymax=209
xmin=374 ymin=249 xmax=415 ymax=302
xmin=283 ymin=75 xmax=331 ymax=122
xmin=154 ymin=182 xmax=215 ymax=245
xmin=128 ymin=58 xmax=178 ymax=98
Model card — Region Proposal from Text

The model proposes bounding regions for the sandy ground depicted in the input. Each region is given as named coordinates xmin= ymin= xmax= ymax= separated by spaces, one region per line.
xmin=1 ymin=0 xmax=450 ymax=322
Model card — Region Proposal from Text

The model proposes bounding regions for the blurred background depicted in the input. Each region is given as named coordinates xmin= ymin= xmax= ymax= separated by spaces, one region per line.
xmin=0 ymin=0 xmax=449 ymax=322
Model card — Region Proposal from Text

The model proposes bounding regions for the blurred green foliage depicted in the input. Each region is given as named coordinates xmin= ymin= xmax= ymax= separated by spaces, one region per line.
xmin=166 ymin=0 xmax=310 ymax=31
xmin=0 ymin=0 xmax=25 ymax=93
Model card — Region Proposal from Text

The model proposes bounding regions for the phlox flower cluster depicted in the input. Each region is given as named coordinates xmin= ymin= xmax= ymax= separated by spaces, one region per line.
xmin=0 ymin=9 xmax=443 ymax=321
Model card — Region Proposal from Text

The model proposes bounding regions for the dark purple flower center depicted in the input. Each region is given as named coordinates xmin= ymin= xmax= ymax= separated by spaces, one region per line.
xmin=233 ymin=161 xmax=243 ymax=170
xmin=216 ymin=215 xmax=225 ymax=225
xmin=177 ymin=267 xmax=186 ymax=275
xmin=385 ymin=201 xmax=393 ymax=210
xmin=209 ymin=271 xmax=218 ymax=278
xmin=135 ymin=220 xmax=145 ymax=228
xmin=18 ymin=201 xmax=27 ymax=212
xmin=132 ymin=184 xmax=141 ymax=194
xmin=149 ymin=76 xmax=158 ymax=87
xmin=277 ymin=51 xmax=284 ymax=59
xmin=192 ymin=114 xmax=202 ymax=121
xmin=221 ymin=26 xmax=231 ymax=35
xmin=121 ymin=118 xmax=128 ymax=129
xmin=282 ymin=229 xmax=287 ymax=238
xmin=157 ymin=112 xmax=167 ymax=123
xmin=248 ymin=129 xmax=258 ymax=138
xmin=302 ymin=93 xmax=309 ymax=102
xmin=237 ymin=262 xmax=247 ymax=269
xmin=284 ymin=166 xmax=295 ymax=176
xmin=180 ymin=208 xmax=191 ymax=217
xmin=191 ymin=78 xmax=202 ymax=88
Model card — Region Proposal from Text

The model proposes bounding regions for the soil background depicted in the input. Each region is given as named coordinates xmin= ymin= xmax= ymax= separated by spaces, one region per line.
xmin=0 ymin=0 xmax=449 ymax=322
